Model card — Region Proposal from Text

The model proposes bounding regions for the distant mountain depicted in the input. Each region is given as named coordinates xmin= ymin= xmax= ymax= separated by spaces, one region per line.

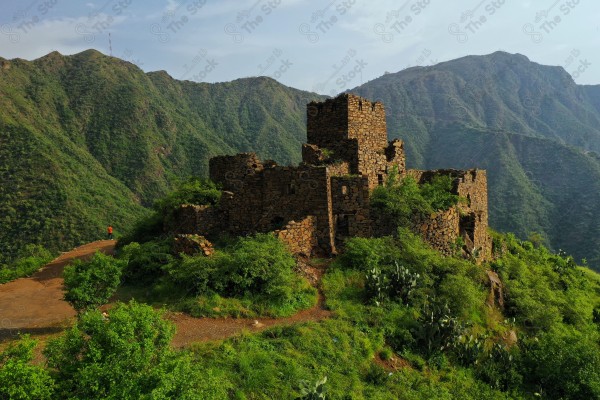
xmin=350 ymin=51 xmax=600 ymax=266
xmin=0 ymin=50 xmax=323 ymax=263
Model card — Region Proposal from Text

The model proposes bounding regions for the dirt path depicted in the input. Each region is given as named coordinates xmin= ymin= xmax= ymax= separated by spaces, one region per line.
xmin=169 ymin=291 xmax=331 ymax=347
xmin=0 ymin=240 xmax=116 ymax=341
xmin=0 ymin=241 xmax=331 ymax=347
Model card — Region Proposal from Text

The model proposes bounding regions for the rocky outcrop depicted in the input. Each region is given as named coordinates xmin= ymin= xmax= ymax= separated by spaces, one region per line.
xmin=173 ymin=234 xmax=214 ymax=256
xmin=486 ymin=270 xmax=504 ymax=309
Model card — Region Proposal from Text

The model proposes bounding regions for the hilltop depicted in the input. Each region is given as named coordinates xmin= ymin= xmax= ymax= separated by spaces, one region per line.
xmin=0 ymin=49 xmax=323 ymax=263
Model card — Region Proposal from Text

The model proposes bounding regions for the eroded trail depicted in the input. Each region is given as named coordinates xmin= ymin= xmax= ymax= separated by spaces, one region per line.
xmin=0 ymin=240 xmax=116 ymax=340
xmin=169 ymin=294 xmax=331 ymax=347
xmin=0 ymin=241 xmax=331 ymax=347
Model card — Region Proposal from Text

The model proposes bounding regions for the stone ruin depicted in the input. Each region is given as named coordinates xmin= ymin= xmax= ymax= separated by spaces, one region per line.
xmin=167 ymin=93 xmax=492 ymax=261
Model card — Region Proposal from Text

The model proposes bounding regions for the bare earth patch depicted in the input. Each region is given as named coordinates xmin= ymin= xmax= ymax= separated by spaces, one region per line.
xmin=0 ymin=241 xmax=331 ymax=349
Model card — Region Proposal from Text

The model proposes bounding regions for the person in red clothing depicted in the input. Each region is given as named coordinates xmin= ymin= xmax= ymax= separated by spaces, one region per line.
xmin=107 ymin=225 xmax=113 ymax=240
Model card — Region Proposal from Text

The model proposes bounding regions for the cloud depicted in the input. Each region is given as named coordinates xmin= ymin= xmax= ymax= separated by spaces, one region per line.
xmin=0 ymin=14 xmax=128 ymax=60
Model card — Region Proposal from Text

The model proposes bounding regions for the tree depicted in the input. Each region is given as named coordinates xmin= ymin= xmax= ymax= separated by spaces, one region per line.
xmin=63 ymin=252 xmax=124 ymax=312
xmin=522 ymin=329 xmax=600 ymax=399
xmin=0 ymin=335 xmax=54 ymax=399
xmin=43 ymin=301 xmax=215 ymax=399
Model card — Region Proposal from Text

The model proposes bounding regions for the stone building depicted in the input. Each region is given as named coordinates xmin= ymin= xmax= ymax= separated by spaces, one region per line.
xmin=169 ymin=94 xmax=491 ymax=260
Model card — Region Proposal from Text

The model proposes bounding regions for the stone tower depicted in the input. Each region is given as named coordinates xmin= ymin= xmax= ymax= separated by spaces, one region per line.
xmin=304 ymin=94 xmax=405 ymax=188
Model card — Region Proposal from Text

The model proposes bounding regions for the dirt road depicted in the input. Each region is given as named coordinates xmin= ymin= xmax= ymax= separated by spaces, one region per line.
xmin=0 ymin=240 xmax=115 ymax=341
xmin=0 ymin=240 xmax=331 ymax=346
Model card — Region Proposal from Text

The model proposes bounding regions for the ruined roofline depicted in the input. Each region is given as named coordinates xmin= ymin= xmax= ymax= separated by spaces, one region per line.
xmin=307 ymin=93 xmax=385 ymax=113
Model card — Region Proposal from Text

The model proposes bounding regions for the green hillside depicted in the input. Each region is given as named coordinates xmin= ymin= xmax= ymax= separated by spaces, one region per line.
xmin=350 ymin=52 xmax=600 ymax=268
xmin=0 ymin=50 xmax=323 ymax=264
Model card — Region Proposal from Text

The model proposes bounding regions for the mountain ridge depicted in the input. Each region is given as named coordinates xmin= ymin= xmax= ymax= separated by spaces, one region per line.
xmin=0 ymin=49 xmax=324 ymax=263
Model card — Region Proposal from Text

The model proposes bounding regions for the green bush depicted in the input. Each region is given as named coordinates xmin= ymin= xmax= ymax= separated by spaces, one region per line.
xmin=63 ymin=252 xmax=125 ymax=312
xmin=493 ymin=233 xmax=599 ymax=333
xmin=154 ymin=178 xmax=221 ymax=214
xmin=0 ymin=335 xmax=55 ymax=400
xmin=522 ymin=328 xmax=600 ymax=399
xmin=168 ymin=233 xmax=294 ymax=299
xmin=0 ymin=244 xmax=53 ymax=284
xmin=164 ymin=233 xmax=316 ymax=317
xmin=371 ymin=175 xmax=431 ymax=227
xmin=44 ymin=301 xmax=224 ymax=399
xmin=119 ymin=240 xmax=173 ymax=284
xmin=117 ymin=211 xmax=164 ymax=247
xmin=339 ymin=236 xmax=401 ymax=271
xmin=371 ymin=173 xmax=460 ymax=228
xmin=475 ymin=343 xmax=523 ymax=392
xmin=421 ymin=175 xmax=461 ymax=211
xmin=118 ymin=179 xmax=221 ymax=247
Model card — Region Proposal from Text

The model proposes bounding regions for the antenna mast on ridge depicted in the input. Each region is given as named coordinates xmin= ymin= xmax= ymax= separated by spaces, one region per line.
xmin=109 ymin=32 xmax=113 ymax=56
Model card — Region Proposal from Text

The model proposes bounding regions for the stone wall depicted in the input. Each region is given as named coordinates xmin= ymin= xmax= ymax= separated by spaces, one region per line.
xmin=166 ymin=204 xmax=223 ymax=236
xmin=330 ymin=176 xmax=372 ymax=246
xmin=186 ymin=94 xmax=491 ymax=261
xmin=407 ymin=168 xmax=491 ymax=261
xmin=209 ymin=153 xmax=264 ymax=192
xmin=210 ymin=159 xmax=337 ymax=253
xmin=275 ymin=216 xmax=318 ymax=257
xmin=412 ymin=207 xmax=460 ymax=257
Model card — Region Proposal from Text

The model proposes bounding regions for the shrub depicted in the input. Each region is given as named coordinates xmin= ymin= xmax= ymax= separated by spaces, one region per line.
xmin=371 ymin=175 xmax=431 ymax=227
xmin=117 ymin=211 xmax=163 ymax=247
xmin=63 ymin=252 xmax=125 ymax=312
xmin=475 ymin=343 xmax=523 ymax=392
xmin=420 ymin=175 xmax=461 ymax=211
xmin=521 ymin=329 xmax=600 ymax=399
xmin=0 ymin=335 xmax=55 ymax=400
xmin=339 ymin=236 xmax=400 ymax=271
xmin=154 ymin=178 xmax=221 ymax=215
xmin=119 ymin=240 xmax=173 ymax=284
xmin=0 ymin=244 xmax=53 ymax=284
xmin=371 ymin=174 xmax=460 ymax=229
xmin=167 ymin=233 xmax=295 ymax=299
xmin=44 ymin=301 xmax=218 ymax=399
xmin=164 ymin=233 xmax=314 ymax=316
xmin=221 ymin=233 xmax=296 ymax=299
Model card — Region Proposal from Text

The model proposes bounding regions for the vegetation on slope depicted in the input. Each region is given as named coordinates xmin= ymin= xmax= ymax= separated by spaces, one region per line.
xmin=0 ymin=49 xmax=323 ymax=265
xmin=4 ymin=177 xmax=600 ymax=399
xmin=371 ymin=170 xmax=461 ymax=227
xmin=0 ymin=244 xmax=53 ymax=284
xmin=6 ymin=226 xmax=600 ymax=399
xmin=352 ymin=52 xmax=600 ymax=268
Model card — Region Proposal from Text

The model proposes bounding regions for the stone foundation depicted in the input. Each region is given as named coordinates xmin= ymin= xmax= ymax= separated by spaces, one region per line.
xmin=275 ymin=216 xmax=318 ymax=257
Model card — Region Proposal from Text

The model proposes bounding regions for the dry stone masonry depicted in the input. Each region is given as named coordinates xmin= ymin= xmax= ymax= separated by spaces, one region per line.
xmin=169 ymin=94 xmax=491 ymax=260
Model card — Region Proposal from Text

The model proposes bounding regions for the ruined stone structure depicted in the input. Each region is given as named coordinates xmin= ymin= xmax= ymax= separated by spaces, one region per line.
xmin=170 ymin=94 xmax=491 ymax=260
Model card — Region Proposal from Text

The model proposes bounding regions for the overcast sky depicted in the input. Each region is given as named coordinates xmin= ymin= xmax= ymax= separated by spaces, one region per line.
xmin=0 ymin=0 xmax=597 ymax=95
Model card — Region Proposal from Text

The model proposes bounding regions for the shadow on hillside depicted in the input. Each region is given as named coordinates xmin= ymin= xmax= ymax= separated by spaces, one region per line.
xmin=0 ymin=326 xmax=64 ymax=343
xmin=31 ymin=264 xmax=66 ymax=283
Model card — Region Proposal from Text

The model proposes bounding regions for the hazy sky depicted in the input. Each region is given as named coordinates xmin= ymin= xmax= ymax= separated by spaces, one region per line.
xmin=0 ymin=0 xmax=597 ymax=95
